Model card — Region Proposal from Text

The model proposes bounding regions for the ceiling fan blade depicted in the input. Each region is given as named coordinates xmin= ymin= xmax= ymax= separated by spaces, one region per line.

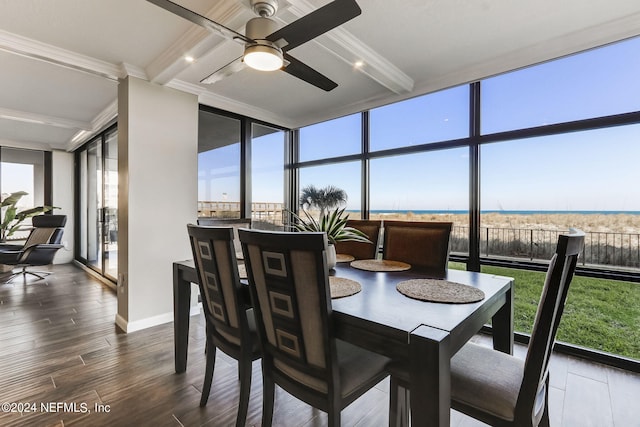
xmin=282 ymin=53 xmax=338 ymax=91
xmin=200 ymin=56 xmax=245 ymax=84
xmin=146 ymin=0 xmax=252 ymax=44
xmin=266 ymin=0 xmax=361 ymax=52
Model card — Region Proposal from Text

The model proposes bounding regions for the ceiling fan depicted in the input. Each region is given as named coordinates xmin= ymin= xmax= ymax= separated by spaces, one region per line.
xmin=146 ymin=0 xmax=362 ymax=91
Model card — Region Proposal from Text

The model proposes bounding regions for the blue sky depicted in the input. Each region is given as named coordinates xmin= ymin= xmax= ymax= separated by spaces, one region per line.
xmin=198 ymin=36 xmax=640 ymax=212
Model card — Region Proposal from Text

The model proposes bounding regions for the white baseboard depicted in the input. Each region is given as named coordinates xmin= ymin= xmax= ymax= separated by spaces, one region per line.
xmin=115 ymin=311 xmax=174 ymax=333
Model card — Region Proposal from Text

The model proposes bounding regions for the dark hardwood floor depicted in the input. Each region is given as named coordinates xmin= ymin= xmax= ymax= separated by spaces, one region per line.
xmin=1 ymin=264 xmax=638 ymax=426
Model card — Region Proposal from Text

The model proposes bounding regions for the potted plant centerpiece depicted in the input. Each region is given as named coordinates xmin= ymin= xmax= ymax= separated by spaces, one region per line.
xmin=291 ymin=185 xmax=372 ymax=268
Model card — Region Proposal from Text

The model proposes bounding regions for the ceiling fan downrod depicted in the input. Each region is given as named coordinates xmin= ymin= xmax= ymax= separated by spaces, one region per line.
xmin=251 ymin=0 xmax=278 ymax=17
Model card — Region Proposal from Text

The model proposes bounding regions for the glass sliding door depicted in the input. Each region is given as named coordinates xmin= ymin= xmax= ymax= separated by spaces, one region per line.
xmin=76 ymin=126 xmax=118 ymax=282
xmin=85 ymin=138 xmax=103 ymax=271
xmin=104 ymin=130 xmax=118 ymax=280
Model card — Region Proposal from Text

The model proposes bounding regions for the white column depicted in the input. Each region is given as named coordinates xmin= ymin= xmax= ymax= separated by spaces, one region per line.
xmin=116 ymin=76 xmax=198 ymax=332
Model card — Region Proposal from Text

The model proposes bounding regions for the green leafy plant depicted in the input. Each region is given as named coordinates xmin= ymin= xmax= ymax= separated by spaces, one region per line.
xmin=1 ymin=191 xmax=56 ymax=242
xmin=290 ymin=207 xmax=372 ymax=245
xmin=299 ymin=184 xmax=347 ymax=218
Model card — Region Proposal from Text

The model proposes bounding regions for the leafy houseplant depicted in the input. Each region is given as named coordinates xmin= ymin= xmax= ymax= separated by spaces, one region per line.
xmin=290 ymin=207 xmax=372 ymax=269
xmin=1 ymin=191 xmax=56 ymax=242
xmin=299 ymin=184 xmax=348 ymax=218
xmin=290 ymin=207 xmax=372 ymax=245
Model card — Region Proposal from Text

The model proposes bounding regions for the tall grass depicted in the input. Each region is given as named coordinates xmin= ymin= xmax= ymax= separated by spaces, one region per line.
xmin=450 ymin=262 xmax=640 ymax=360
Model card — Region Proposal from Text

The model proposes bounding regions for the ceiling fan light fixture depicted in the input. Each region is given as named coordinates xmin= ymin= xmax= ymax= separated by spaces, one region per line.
xmin=244 ymin=44 xmax=283 ymax=71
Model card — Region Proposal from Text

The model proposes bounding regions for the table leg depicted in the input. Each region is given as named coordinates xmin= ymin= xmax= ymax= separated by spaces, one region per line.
xmin=409 ymin=325 xmax=451 ymax=427
xmin=173 ymin=263 xmax=192 ymax=373
xmin=491 ymin=281 xmax=514 ymax=355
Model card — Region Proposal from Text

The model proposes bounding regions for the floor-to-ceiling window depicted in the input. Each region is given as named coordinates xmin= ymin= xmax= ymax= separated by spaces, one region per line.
xmin=198 ymin=109 xmax=242 ymax=219
xmin=76 ymin=124 xmax=117 ymax=282
xmin=251 ymin=123 xmax=286 ymax=229
xmin=290 ymin=36 xmax=640 ymax=365
xmin=0 ymin=147 xmax=50 ymax=241
xmin=198 ymin=106 xmax=289 ymax=224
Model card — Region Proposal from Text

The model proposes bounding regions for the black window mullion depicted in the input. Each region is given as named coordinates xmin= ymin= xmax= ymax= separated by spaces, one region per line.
xmin=468 ymin=82 xmax=482 ymax=272
xmin=361 ymin=111 xmax=370 ymax=219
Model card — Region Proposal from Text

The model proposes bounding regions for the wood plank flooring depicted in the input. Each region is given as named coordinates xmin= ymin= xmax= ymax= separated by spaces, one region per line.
xmin=1 ymin=264 xmax=638 ymax=426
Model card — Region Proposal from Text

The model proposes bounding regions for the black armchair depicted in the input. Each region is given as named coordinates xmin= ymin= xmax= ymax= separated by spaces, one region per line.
xmin=0 ymin=215 xmax=67 ymax=282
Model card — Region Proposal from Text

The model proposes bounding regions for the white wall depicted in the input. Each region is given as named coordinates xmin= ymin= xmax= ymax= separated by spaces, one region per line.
xmin=51 ymin=150 xmax=74 ymax=263
xmin=117 ymin=76 xmax=198 ymax=332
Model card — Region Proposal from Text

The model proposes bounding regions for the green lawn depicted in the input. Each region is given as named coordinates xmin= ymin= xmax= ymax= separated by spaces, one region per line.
xmin=449 ymin=262 xmax=640 ymax=360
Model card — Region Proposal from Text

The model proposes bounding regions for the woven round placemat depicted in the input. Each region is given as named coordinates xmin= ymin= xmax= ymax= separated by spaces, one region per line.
xmin=336 ymin=253 xmax=356 ymax=263
xmin=350 ymin=259 xmax=411 ymax=272
xmin=396 ymin=279 xmax=485 ymax=303
xmin=329 ymin=276 xmax=362 ymax=298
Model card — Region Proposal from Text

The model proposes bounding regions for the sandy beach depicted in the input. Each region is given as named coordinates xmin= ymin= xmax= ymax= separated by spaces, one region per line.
xmin=365 ymin=212 xmax=640 ymax=234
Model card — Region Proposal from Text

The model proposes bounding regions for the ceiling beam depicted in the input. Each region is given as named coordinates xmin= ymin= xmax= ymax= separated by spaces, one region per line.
xmin=0 ymin=29 xmax=122 ymax=81
xmin=145 ymin=0 xmax=247 ymax=85
xmin=281 ymin=0 xmax=414 ymax=94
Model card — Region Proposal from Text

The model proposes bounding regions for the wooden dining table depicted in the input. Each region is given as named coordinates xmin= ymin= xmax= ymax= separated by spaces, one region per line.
xmin=172 ymin=259 xmax=514 ymax=426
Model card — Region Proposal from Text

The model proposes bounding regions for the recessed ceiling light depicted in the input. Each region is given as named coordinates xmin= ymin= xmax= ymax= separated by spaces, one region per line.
xmin=185 ymin=55 xmax=195 ymax=63
xmin=354 ymin=60 xmax=365 ymax=68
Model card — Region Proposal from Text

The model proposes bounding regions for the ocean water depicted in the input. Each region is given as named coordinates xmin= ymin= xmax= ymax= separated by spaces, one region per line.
xmin=348 ymin=210 xmax=640 ymax=215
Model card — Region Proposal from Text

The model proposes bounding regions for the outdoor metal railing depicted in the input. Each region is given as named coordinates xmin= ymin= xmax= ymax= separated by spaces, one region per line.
xmin=451 ymin=226 xmax=640 ymax=268
xmin=198 ymin=201 xmax=639 ymax=269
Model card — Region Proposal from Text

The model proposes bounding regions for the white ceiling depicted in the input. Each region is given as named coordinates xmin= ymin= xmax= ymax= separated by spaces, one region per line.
xmin=1 ymin=0 xmax=639 ymax=151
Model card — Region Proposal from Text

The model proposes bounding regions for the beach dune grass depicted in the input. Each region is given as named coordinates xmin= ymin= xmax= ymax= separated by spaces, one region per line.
xmin=449 ymin=262 xmax=640 ymax=360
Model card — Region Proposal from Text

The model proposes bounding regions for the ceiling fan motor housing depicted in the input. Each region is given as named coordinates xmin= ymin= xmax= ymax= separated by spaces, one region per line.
xmin=245 ymin=16 xmax=283 ymax=53
xmin=246 ymin=16 xmax=279 ymax=40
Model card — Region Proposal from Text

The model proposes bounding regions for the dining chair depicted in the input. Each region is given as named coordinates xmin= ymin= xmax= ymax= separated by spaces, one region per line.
xmin=382 ymin=220 xmax=453 ymax=277
xmin=197 ymin=217 xmax=251 ymax=258
xmin=333 ymin=219 xmax=381 ymax=260
xmin=387 ymin=228 xmax=585 ymax=427
xmin=238 ymin=229 xmax=390 ymax=427
xmin=186 ymin=224 xmax=260 ymax=427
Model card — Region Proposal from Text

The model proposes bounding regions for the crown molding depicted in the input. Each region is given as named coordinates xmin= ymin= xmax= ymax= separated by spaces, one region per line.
xmin=0 ymin=29 xmax=120 ymax=81
xmin=283 ymin=0 xmax=414 ymax=94
xmin=146 ymin=0 xmax=247 ymax=85
xmin=0 ymin=137 xmax=54 ymax=151
xmin=65 ymin=100 xmax=118 ymax=152
xmin=118 ymin=62 xmax=148 ymax=80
